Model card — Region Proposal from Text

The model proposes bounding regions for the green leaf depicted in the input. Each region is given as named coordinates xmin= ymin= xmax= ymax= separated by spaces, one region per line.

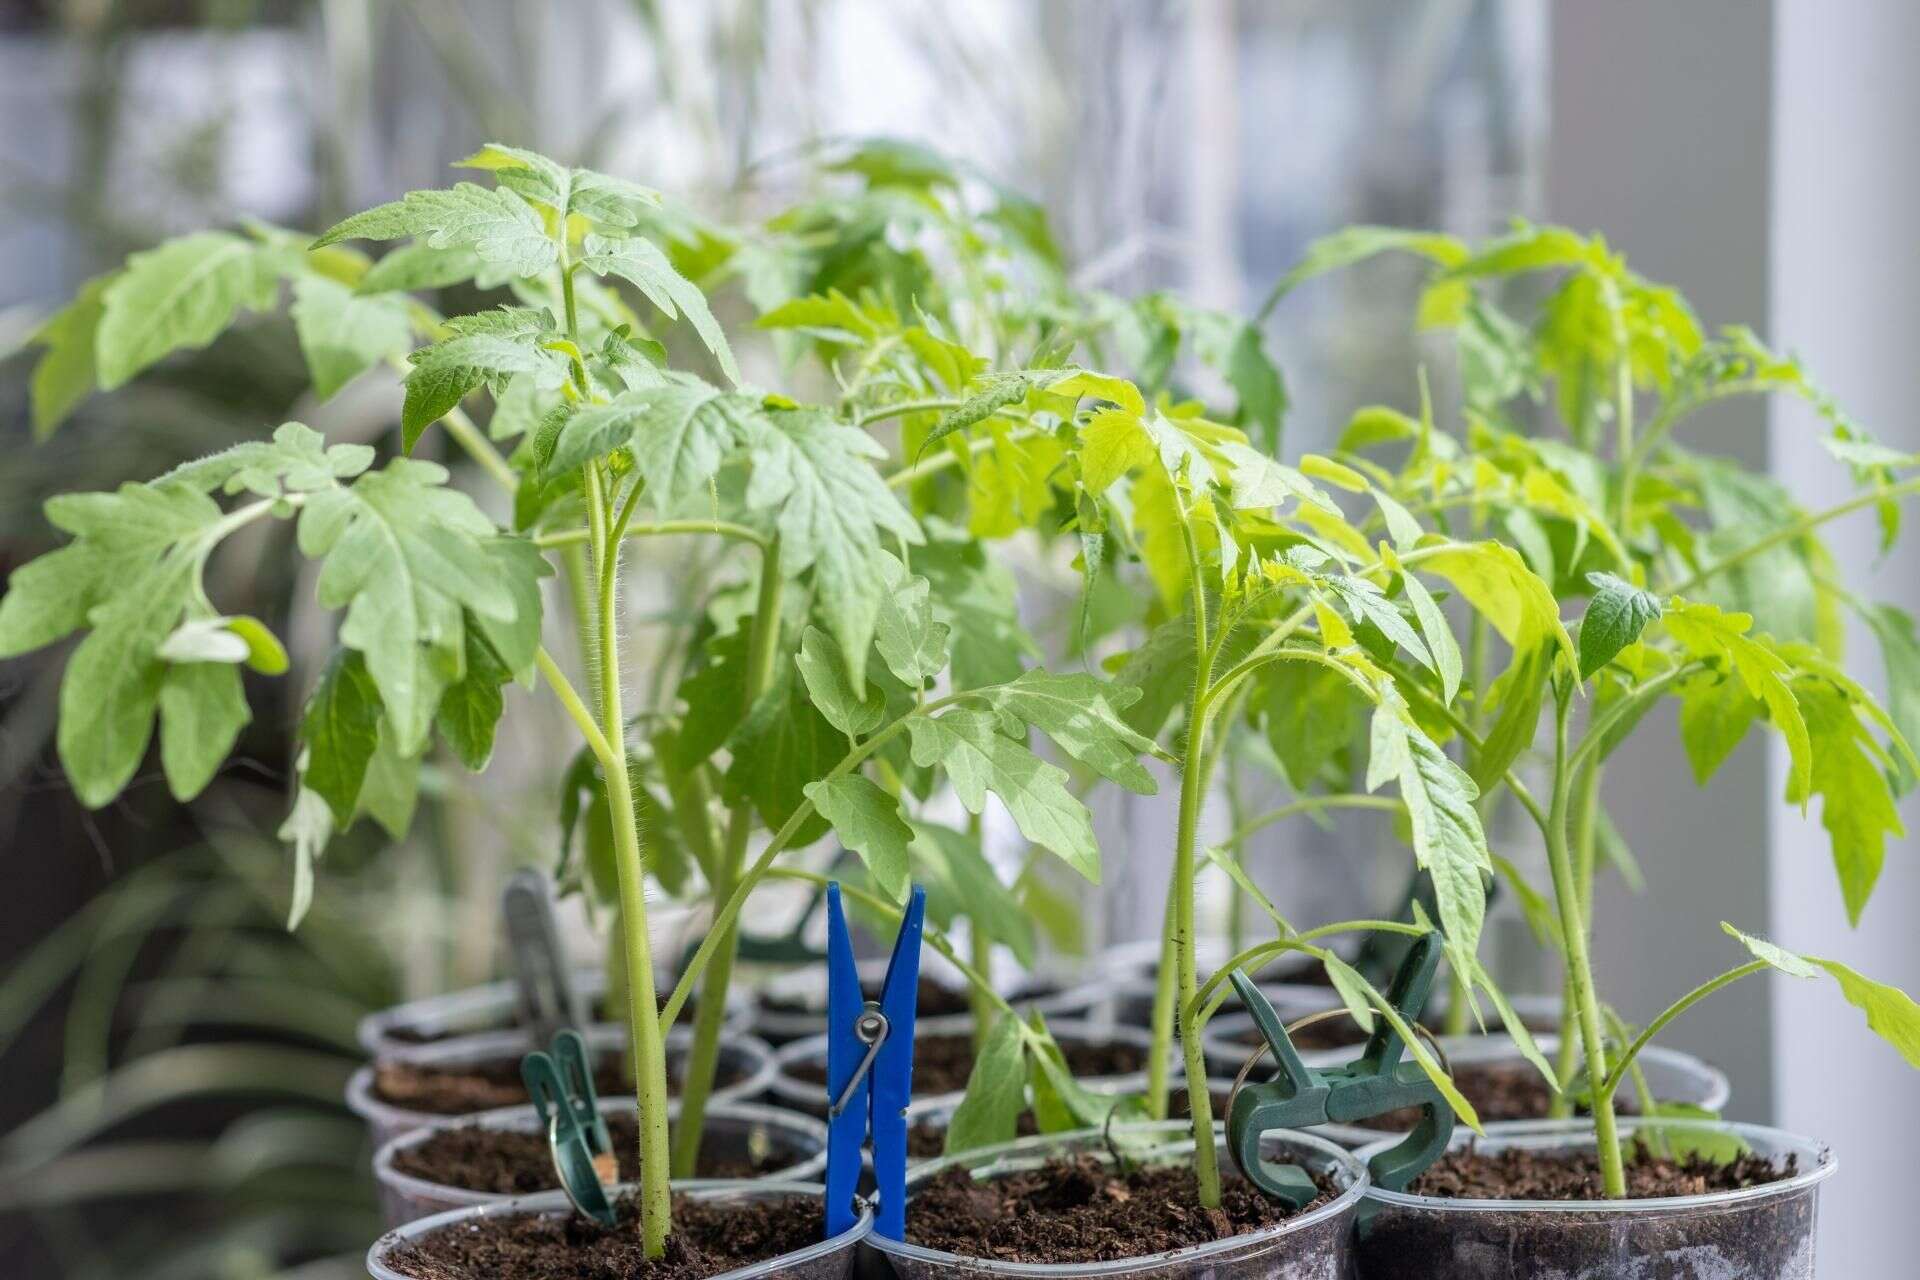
xmin=1723 ymin=924 xmax=1920 ymax=1068
xmin=1677 ymin=670 xmax=1759 ymax=784
xmin=359 ymin=723 xmax=420 ymax=839
xmin=918 ymin=531 xmax=1036 ymax=692
xmin=1864 ymin=604 xmax=1920 ymax=787
xmin=314 ymin=183 xmax=556 ymax=277
xmin=906 ymin=708 xmax=1100 ymax=882
xmin=1473 ymin=642 xmax=1551 ymax=791
xmin=804 ymin=774 xmax=912 ymax=902
xmin=435 ymin=622 xmax=513 ymax=770
xmin=97 ymin=232 xmax=279 ymax=388
xmin=1789 ymin=681 xmax=1904 ymax=925
xmin=1204 ymin=845 xmax=1296 ymax=935
xmin=403 ymin=314 xmax=567 ymax=451
xmin=28 ymin=271 xmax=112 ymax=438
xmin=1579 ymin=572 xmax=1663 ymax=680
xmin=165 ymin=421 xmax=375 ymax=498
xmin=156 ymin=652 xmax=249 ymax=801
xmin=290 ymin=274 xmax=413 ymax=400
xmin=945 ymin=1011 xmax=1027 ymax=1153
xmin=579 ymin=234 xmax=737 ymax=383
xmin=299 ymin=651 xmax=383 ymax=827
xmin=1419 ymin=541 xmax=1577 ymax=667
xmin=969 ymin=670 xmax=1160 ymax=795
xmin=356 ymin=242 xmax=488 ymax=294
xmin=548 ymin=376 xmax=758 ymax=500
xmin=1255 ymin=661 xmax=1364 ymax=789
xmin=912 ymin=821 xmax=1035 ymax=967
xmin=724 ymin=665 xmax=837 ymax=846
xmin=1663 ymin=600 xmax=1811 ymax=799
xmin=872 ymin=555 xmax=951 ymax=688
xmin=1367 ymin=699 xmax=1491 ymax=976
xmin=1321 ymin=954 xmax=1377 ymax=1035
xmin=1339 ymin=405 xmax=1419 ymax=452
xmin=745 ymin=408 xmax=922 ymax=692
xmin=279 ymin=780 xmax=335 ymax=930
xmin=1268 ymin=226 xmax=1468 ymax=306
xmin=297 ymin=459 xmax=527 ymax=753
xmin=918 ymin=369 xmax=1068 ymax=458
xmin=794 ymin=626 xmax=885 ymax=738
xmin=1398 ymin=566 xmax=1463 ymax=704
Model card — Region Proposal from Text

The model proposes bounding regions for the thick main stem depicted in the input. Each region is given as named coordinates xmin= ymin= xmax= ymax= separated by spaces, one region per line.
xmin=1543 ymin=690 xmax=1625 ymax=1196
xmin=1174 ymin=684 xmax=1223 ymax=1208
xmin=671 ymin=539 xmax=783 ymax=1176
xmin=584 ymin=464 xmax=674 ymax=1253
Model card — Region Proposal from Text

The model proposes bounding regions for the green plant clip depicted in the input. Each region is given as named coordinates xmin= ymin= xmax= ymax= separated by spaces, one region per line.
xmin=521 ymin=1028 xmax=617 ymax=1227
xmin=1225 ymin=932 xmax=1453 ymax=1206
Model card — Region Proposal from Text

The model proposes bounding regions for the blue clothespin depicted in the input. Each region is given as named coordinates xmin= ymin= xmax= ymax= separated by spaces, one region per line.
xmin=823 ymin=881 xmax=925 ymax=1241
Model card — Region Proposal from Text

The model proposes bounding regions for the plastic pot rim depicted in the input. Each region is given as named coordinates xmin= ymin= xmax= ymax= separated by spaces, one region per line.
xmin=865 ymin=1119 xmax=1368 ymax=1276
xmin=1354 ymin=1116 xmax=1835 ymax=1215
xmin=372 ymin=1097 xmax=830 ymax=1211
xmin=347 ymin=1024 xmax=779 ymax=1134
xmin=365 ymin=1178 xmax=871 ymax=1280
xmin=356 ymin=970 xmax=749 ymax=1056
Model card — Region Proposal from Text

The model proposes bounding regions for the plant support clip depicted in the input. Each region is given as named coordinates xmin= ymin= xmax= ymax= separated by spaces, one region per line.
xmin=521 ymin=1028 xmax=617 ymax=1227
xmin=823 ymin=880 xmax=924 ymax=1242
xmin=1225 ymin=932 xmax=1454 ymax=1208
xmin=503 ymin=869 xmax=589 ymax=1045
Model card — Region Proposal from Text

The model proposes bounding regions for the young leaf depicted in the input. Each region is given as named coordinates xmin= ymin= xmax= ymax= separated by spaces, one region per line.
xmin=289 ymin=274 xmax=413 ymax=400
xmin=871 ymin=555 xmax=951 ymax=688
xmin=280 ymin=779 xmax=334 ymax=930
xmin=804 ymin=775 xmax=912 ymax=902
xmin=28 ymin=271 xmax=112 ymax=438
xmin=1267 ymin=226 xmax=1468 ymax=306
xmin=945 ymin=1011 xmax=1027 ymax=1154
xmin=547 ymin=377 xmax=759 ymax=499
xmin=1579 ymin=572 xmax=1663 ymax=680
xmin=579 ymin=234 xmax=737 ymax=383
xmin=1663 ymin=600 xmax=1811 ymax=798
xmin=1789 ymin=681 xmax=1904 ymax=925
xmin=435 ymin=624 xmax=514 ymax=770
xmin=794 ymin=627 xmax=886 ymax=738
xmin=314 ymin=183 xmax=556 ymax=277
xmin=156 ymin=650 xmax=250 ymax=801
xmin=1723 ymin=924 xmax=1920 ymax=1068
xmin=912 ymin=821 xmax=1036 ymax=967
xmin=166 ymin=421 xmax=375 ymax=498
xmin=403 ymin=315 xmax=567 ymax=451
xmin=1321 ymin=954 xmax=1377 ymax=1034
xmin=906 ymin=708 xmax=1100 ymax=882
xmin=1396 ymin=563 xmax=1463 ymax=704
xmin=356 ymin=242 xmax=488 ymax=294
xmin=968 ymin=670 xmax=1160 ymax=795
xmin=300 ymin=650 xmax=383 ymax=827
xmin=97 ymin=232 xmax=279 ymax=388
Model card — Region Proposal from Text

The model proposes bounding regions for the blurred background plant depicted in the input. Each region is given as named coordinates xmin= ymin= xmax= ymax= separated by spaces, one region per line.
xmin=0 ymin=2 xmax=1548 ymax=1275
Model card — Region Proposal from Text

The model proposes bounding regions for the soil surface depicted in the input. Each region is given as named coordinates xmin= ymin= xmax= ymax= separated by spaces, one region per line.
xmin=791 ymin=1032 xmax=1148 ymax=1098
xmin=908 ymin=1090 xmax=1232 ymax=1159
xmin=1408 ymin=1141 xmax=1796 ymax=1201
xmin=905 ymin=1154 xmax=1336 ymax=1263
xmin=383 ymin=1191 xmax=830 ymax=1280
xmin=371 ymin=1052 xmax=745 ymax=1116
xmin=391 ymin=1113 xmax=800 ymax=1193
xmin=1354 ymin=1061 xmax=1641 ymax=1131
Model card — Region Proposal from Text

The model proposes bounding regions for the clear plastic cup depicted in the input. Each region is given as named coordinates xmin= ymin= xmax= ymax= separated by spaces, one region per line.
xmin=1201 ymin=993 xmax=1565 ymax=1075
xmin=1353 ymin=1117 xmax=1834 ymax=1279
xmin=766 ymin=1019 xmax=1164 ymax=1119
xmin=867 ymin=1120 xmax=1367 ymax=1278
xmin=751 ymin=959 xmax=1103 ymax=1046
xmin=366 ymin=1179 xmax=870 ymax=1280
xmin=902 ymin=1073 xmax=1237 ymax=1165
xmin=373 ymin=1097 xmax=830 ymax=1226
xmin=1218 ymin=1034 xmax=1729 ymax=1149
xmin=346 ymin=1024 xmax=778 ymax=1149
xmin=357 ymin=969 xmax=751 ymax=1056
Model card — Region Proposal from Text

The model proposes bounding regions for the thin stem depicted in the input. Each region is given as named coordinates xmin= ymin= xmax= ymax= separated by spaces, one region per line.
xmin=535 ymin=519 xmax=769 ymax=550
xmin=856 ymin=397 xmax=962 ymax=427
xmin=672 ymin=539 xmax=783 ymax=1176
xmin=535 ymin=648 xmax=613 ymax=767
xmin=1669 ymin=477 xmax=1920 ymax=599
xmin=1598 ymin=962 xmax=1768 ymax=1100
xmin=884 ymin=427 xmax=1042 ymax=490
xmin=582 ymin=462 xmax=672 ymax=1254
xmin=1213 ymin=794 xmax=1405 ymax=854
xmin=1544 ymin=686 xmax=1625 ymax=1197
xmin=1610 ymin=282 xmax=1636 ymax=536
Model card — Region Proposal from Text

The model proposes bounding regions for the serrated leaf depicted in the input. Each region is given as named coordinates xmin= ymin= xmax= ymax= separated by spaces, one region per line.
xmin=579 ymin=233 xmax=737 ymax=383
xmin=165 ymin=421 xmax=375 ymax=498
xmin=907 ymin=708 xmax=1100 ymax=882
xmin=918 ymin=369 xmax=1066 ymax=457
xmin=280 ymin=780 xmax=334 ymax=930
xmin=1321 ymin=954 xmax=1377 ymax=1034
xmin=314 ymin=183 xmax=556 ymax=277
xmin=290 ymin=274 xmax=413 ymax=400
xmin=1663 ymin=600 xmax=1810 ymax=799
xmin=1268 ymin=226 xmax=1468 ymax=305
xmin=1677 ymin=670 xmax=1759 ymax=784
xmin=795 ymin=626 xmax=886 ymax=738
xmin=1723 ymin=924 xmax=1920 ymax=1067
xmin=871 ymin=555 xmax=950 ymax=687
xmin=358 ymin=723 xmax=420 ymax=839
xmin=945 ymin=1011 xmax=1027 ymax=1153
xmin=403 ymin=321 xmax=566 ymax=452
xmin=912 ymin=821 xmax=1035 ymax=966
xmin=356 ymin=242 xmax=487 ymax=294
xmin=157 ymin=651 xmax=249 ymax=801
xmin=804 ymin=774 xmax=911 ymax=901
xmin=724 ymin=665 xmax=837 ymax=846
xmin=1579 ymin=572 xmax=1663 ymax=681
xmin=297 ymin=459 xmax=526 ymax=753
xmin=29 ymin=271 xmax=111 ymax=438
xmin=969 ymin=669 xmax=1159 ymax=795
xmin=1789 ymin=681 xmax=1904 ymax=925
xmin=1397 ymin=565 xmax=1462 ymax=704
xmin=97 ymin=232 xmax=279 ymax=388
xmin=435 ymin=622 xmax=513 ymax=770
xmin=300 ymin=650 xmax=383 ymax=827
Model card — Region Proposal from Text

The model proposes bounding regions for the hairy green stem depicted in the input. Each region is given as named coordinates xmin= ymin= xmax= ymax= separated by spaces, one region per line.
xmin=1670 ymin=477 xmax=1920 ymax=599
xmin=536 ymin=519 xmax=770 ymax=550
xmin=1544 ymin=688 xmax=1624 ymax=1197
xmin=672 ymin=539 xmax=783 ymax=1176
xmin=1598 ymin=961 xmax=1768 ymax=1100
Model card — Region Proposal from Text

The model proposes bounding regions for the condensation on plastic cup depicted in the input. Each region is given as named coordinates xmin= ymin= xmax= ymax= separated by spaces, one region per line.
xmin=372 ymin=1097 xmax=830 ymax=1226
xmin=1353 ymin=1117 xmax=1835 ymax=1280
xmin=766 ymin=1019 xmax=1166 ymax=1119
xmin=867 ymin=1120 xmax=1368 ymax=1278
xmin=365 ymin=1179 xmax=870 ymax=1280
xmin=347 ymin=1024 xmax=779 ymax=1149
xmin=356 ymin=969 xmax=750 ymax=1057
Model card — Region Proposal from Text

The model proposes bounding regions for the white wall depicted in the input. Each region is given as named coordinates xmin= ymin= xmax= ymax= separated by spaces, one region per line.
xmin=1769 ymin=4 xmax=1920 ymax=1275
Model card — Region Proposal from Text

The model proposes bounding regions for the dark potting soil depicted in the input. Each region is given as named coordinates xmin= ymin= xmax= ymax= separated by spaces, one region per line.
xmin=907 ymin=1091 xmax=1232 ymax=1160
xmin=905 ymin=1154 xmax=1337 ymax=1264
xmin=1354 ymin=1062 xmax=1639 ymax=1131
xmin=1408 ymin=1141 xmax=1795 ymax=1201
xmin=383 ymin=1190 xmax=830 ymax=1280
xmin=791 ymin=1032 xmax=1148 ymax=1097
xmin=1358 ymin=1142 xmax=1816 ymax=1280
xmin=391 ymin=1113 xmax=794 ymax=1193
xmin=371 ymin=1053 xmax=746 ymax=1116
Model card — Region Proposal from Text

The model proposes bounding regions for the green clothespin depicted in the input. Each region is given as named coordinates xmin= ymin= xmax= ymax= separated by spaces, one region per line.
xmin=522 ymin=1029 xmax=616 ymax=1226
xmin=1224 ymin=932 xmax=1454 ymax=1208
